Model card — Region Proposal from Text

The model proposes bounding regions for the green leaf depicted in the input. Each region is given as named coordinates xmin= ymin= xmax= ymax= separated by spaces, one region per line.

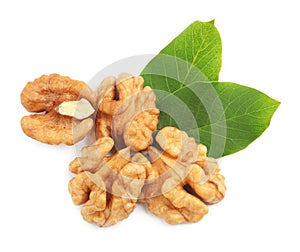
xmin=195 ymin=82 xmax=280 ymax=157
xmin=141 ymin=20 xmax=280 ymax=157
xmin=159 ymin=20 xmax=222 ymax=81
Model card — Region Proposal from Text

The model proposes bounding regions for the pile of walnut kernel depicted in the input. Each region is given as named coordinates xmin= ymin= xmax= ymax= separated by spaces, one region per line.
xmin=21 ymin=73 xmax=226 ymax=226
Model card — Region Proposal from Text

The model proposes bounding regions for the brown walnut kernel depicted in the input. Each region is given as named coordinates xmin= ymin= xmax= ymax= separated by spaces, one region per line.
xmin=20 ymin=74 xmax=96 ymax=145
xmin=143 ymin=127 xmax=226 ymax=224
xmin=68 ymin=137 xmax=147 ymax=226
xmin=21 ymin=110 xmax=94 ymax=145
xmin=95 ymin=73 xmax=159 ymax=151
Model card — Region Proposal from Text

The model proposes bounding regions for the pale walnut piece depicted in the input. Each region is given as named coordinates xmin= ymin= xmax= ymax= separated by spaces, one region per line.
xmin=95 ymin=73 xmax=159 ymax=151
xmin=68 ymin=137 xmax=147 ymax=226
xmin=143 ymin=127 xmax=226 ymax=224
xmin=55 ymin=98 xmax=95 ymax=120
xmin=20 ymin=74 xmax=96 ymax=145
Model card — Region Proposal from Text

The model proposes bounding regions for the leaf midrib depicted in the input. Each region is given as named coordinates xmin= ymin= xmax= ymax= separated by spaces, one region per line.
xmin=188 ymin=104 xmax=279 ymax=131
xmin=182 ymin=22 xmax=214 ymax=84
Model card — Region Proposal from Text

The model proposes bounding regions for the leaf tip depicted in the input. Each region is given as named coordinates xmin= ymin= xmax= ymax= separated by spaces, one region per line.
xmin=271 ymin=97 xmax=281 ymax=111
xmin=276 ymin=99 xmax=281 ymax=106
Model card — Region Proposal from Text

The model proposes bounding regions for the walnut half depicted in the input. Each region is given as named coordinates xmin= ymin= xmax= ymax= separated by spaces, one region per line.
xmin=96 ymin=73 xmax=159 ymax=151
xmin=20 ymin=74 xmax=96 ymax=145
xmin=68 ymin=137 xmax=148 ymax=226
xmin=144 ymin=127 xmax=226 ymax=224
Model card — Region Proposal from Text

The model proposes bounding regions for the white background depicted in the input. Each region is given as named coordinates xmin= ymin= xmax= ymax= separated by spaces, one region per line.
xmin=1 ymin=0 xmax=299 ymax=251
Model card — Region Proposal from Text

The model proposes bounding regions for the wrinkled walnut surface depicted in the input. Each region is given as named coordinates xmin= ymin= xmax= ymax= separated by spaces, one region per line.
xmin=21 ymin=73 xmax=227 ymax=226
xmin=21 ymin=110 xmax=94 ymax=145
xmin=69 ymin=171 xmax=140 ymax=227
xmin=96 ymin=73 xmax=159 ymax=151
xmin=68 ymin=124 xmax=226 ymax=225
xmin=21 ymin=74 xmax=96 ymax=112
xmin=143 ymin=127 xmax=226 ymax=224
xmin=21 ymin=74 xmax=96 ymax=145
xmin=68 ymin=137 xmax=148 ymax=226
